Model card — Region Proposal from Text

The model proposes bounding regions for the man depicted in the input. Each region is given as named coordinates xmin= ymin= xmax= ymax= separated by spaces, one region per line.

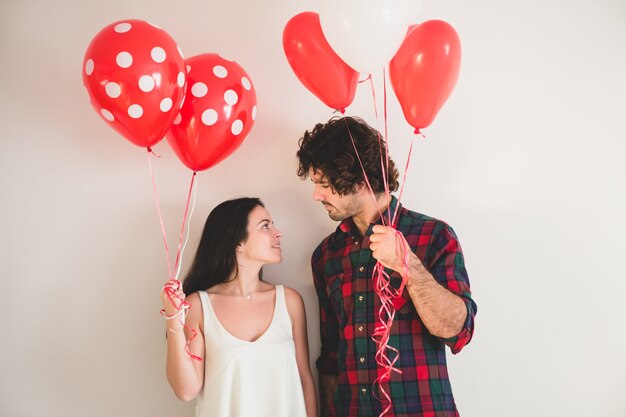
xmin=296 ymin=116 xmax=476 ymax=417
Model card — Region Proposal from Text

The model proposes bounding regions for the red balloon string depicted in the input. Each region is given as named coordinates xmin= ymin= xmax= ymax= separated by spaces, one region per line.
xmin=161 ymin=279 xmax=202 ymax=361
xmin=391 ymin=140 xmax=414 ymax=227
xmin=379 ymin=92 xmax=417 ymax=417
xmin=147 ymin=149 xmax=173 ymax=279
xmin=343 ymin=117 xmax=405 ymax=417
xmin=344 ymin=76 xmax=395 ymax=414
xmin=147 ymin=150 xmax=201 ymax=361
xmin=366 ymin=72 xmax=394 ymax=226
xmin=344 ymin=64 xmax=421 ymax=415
xmin=172 ymin=171 xmax=197 ymax=278
xmin=371 ymin=230 xmax=410 ymax=415
xmin=349 ymin=69 xmax=417 ymax=416
xmin=344 ymin=119 xmax=385 ymax=223
xmin=375 ymin=70 xmax=401 ymax=416
xmin=380 ymin=70 xmax=392 ymax=225
xmin=368 ymin=76 xmax=381 ymax=126
xmin=146 ymin=153 xmax=197 ymax=280
xmin=358 ymin=74 xmax=372 ymax=84
xmin=383 ymin=68 xmax=389 ymax=145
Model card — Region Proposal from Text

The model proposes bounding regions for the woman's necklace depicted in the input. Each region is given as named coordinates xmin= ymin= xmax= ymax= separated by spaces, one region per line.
xmin=222 ymin=284 xmax=255 ymax=300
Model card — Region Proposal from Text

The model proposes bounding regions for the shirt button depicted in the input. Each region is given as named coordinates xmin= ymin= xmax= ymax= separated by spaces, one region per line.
xmin=358 ymin=325 xmax=364 ymax=332
xmin=358 ymin=266 xmax=365 ymax=272
xmin=357 ymin=295 xmax=364 ymax=302
xmin=354 ymin=240 xmax=360 ymax=246
xmin=361 ymin=387 xmax=368 ymax=396
xmin=359 ymin=357 xmax=366 ymax=364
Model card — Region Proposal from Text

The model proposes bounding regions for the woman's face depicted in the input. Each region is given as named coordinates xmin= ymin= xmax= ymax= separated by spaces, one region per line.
xmin=237 ymin=205 xmax=282 ymax=265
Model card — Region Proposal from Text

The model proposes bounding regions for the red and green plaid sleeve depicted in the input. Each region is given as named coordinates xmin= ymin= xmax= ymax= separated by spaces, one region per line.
xmin=313 ymin=240 xmax=340 ymax=376
xmin=423 ymin=223 xmax=476 ymax=354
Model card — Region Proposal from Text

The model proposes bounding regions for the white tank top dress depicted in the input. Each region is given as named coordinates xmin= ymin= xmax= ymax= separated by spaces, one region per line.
xmin=195 ymin=285 xmax=307 ymax=417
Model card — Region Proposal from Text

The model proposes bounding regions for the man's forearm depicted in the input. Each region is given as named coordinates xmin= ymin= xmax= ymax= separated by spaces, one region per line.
xmin=406 ymin=254 xmax=467 ymax=338
xmin=319 ymin=373 xmax=338 ymax=417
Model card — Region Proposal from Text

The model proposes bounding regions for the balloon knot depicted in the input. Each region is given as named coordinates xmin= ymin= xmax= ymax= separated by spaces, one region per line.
xmin=413 ymin=128 xmax=420 ymax=135
xmin=339 ymin=108 xmax=346 ymax=114
xmin=147 ymin=147 xmax=162 ymax=158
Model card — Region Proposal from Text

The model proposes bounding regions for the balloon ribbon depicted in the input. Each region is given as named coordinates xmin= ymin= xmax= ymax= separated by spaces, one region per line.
xmin=147 ymin=149 xmax=202 ymax=361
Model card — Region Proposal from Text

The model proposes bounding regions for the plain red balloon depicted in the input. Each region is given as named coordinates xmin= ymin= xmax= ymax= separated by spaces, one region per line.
xmin=82 ymin=20 xmax=186 ymax=148
xmin=283 ymin=12 xmax=359 ymax=112
xmin=390 ymin=20 xmax=461 ymax=133
xmin=166 ymin=54 xmax=257 ymax=172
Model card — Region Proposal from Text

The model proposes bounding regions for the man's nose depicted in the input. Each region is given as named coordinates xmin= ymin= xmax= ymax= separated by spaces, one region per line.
xmin=312 ymin=186 xmax=324 ymax=202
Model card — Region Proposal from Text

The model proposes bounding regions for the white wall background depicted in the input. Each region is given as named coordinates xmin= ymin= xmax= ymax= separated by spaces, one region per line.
xmin=1 ymin=0 xmax=625 ymax=416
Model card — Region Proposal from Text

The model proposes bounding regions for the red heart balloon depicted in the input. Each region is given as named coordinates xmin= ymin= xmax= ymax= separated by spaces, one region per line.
xmin=390 ymin=20 xmax=461 ymax=133
xmin=82 ymin=20 xmax=186 ymax=148
xmin=283 ymin=12 xmax=359 ymax=112
xmin=166 ymin=54 xmax=257 ymax=172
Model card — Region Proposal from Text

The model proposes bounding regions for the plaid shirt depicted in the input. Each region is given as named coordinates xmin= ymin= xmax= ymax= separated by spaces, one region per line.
xmin=312 ymin=197 xmax=476 ymax=417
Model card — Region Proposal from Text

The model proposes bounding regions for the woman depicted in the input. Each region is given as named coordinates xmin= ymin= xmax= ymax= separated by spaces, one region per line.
xmin=161 ymin=197 xmax=317 ymax=417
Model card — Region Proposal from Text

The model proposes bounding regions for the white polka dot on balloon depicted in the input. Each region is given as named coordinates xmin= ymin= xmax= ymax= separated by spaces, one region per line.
xmin=201 ymin=109 xmax=218 ymax=126
xmin=138 ymin=75 xmax=155 ymax=92
xmin=85 ymin=59 xmax=94 ymax=76
xmin=252 ymin=105 xmax=257 ymax=121
xmin=241 ymin=77 xmax=251 ymax=91
xmin=173 ymin=113 xmax=182 ymax=125
xmin=177 ymin=72 xmax=185 ymax=87
xmin=160 ymin=98 xmax=173 ymax=112
xmin=231 ymin=120 xmax=243 ymax=135
xmin=114 ymin=22 xmax=132 ymax=33
xmin=116 ymin=52 xmax=133 ymax=68
xmin=128 ymin=104 xmax=143 ymax=118
xmin=151 ymin=47 xmax=166 ymax=63
xmin=213 ymin=65 xmax=228 ymax=78
xmin=101 ymin=109 xmax=114 ymax=121
xmin=192 ymin=83 xmax=208 ymax=98
xmin=186 ymin=65 xmax=191 ymax=73
xmin=105 ymin=82 xmax=121 ymax=98
xmin=224 ymin=90 xmax=238 ymax=105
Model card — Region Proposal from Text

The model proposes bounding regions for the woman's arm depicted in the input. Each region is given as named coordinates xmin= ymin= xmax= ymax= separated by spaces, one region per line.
xmin=162 ymin=290 xmax=205 ymax=401
xmin=285 ymin=287 xmax=318 ymax=417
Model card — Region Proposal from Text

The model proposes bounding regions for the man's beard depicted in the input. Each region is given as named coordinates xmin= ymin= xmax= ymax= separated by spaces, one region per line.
xmin=323 ymin=195 xmax=360 ymax=221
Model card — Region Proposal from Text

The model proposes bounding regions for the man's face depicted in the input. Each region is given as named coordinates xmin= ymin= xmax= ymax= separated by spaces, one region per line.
xmin=309 ymin=168 xmax=363 ymax=221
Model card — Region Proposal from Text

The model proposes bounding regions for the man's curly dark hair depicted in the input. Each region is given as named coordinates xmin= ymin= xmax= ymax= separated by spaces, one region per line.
xmin=296 ymin=116 xmax=399 ymax=195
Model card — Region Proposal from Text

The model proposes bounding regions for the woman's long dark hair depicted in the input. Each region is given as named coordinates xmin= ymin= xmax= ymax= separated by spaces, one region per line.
xmin=183 ymin=197 xmax=264 ymax=296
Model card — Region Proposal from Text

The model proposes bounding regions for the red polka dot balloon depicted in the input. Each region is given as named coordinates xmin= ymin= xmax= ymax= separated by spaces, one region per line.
xmin=82 ymin=20 xmax=186 ymax=148
xmin=166 ymin=53 xmax=257 ymax=172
